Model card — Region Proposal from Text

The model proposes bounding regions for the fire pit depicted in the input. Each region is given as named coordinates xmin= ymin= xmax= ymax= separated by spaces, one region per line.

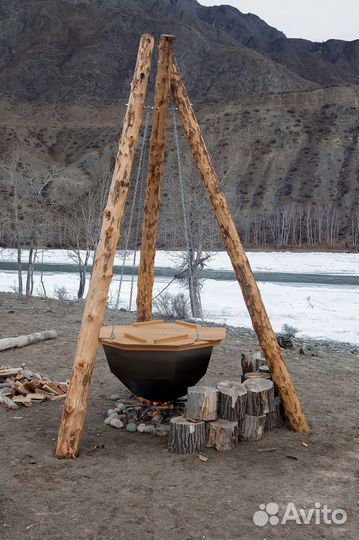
xmin=99 ymin=320 xmax=226 ymax=402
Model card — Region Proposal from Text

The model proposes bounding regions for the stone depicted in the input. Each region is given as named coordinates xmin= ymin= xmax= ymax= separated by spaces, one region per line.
xmin=277 ymin=335 xmax=294 ymax=349
xmin=110 ymin=394 xmax=120 ymax=401
xmin=115 ymin=403 xmax=126 ymax=413
xmin=109 ymin=417 xmax=124 ymax=429
xmin=107 ymin=408 xmax=117 ymax=417
xmin=104 ymin=417 xmax=112 ymax=425
xmin=126 ymin=422 xmax=137 ymax=433
xmin=137 ymin=423 xmax=146 ymax=433
xmin=145 ymin=424 xmax=154 ymax=434
xmin=299 ymin=344 xmax=321 ymax=357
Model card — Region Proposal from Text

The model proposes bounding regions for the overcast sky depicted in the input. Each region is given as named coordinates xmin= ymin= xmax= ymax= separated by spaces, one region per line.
xmin=198 ymin=0 xmax=358 ymax=42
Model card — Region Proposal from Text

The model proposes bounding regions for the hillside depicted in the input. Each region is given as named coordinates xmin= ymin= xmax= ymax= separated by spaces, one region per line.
xmin=0 ymin=0 xmax=358 ymax=247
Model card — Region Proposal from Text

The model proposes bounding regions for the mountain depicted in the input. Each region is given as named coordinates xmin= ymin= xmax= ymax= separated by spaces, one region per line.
xmin=193 ymin=1 xmax=359 ymax=85
xmin=0 ymin=0 xmax=358 ymax=247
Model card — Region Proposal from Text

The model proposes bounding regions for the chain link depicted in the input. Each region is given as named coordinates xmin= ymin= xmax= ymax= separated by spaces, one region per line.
xmin=172 ymin=106 xmax=204 ymax=339
xmin=113 ymin=107 xmax=151 ymax=318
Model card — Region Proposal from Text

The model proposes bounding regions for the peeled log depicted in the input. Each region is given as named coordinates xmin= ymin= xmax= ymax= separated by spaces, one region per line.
xmin=0 ymin=330 xmax=57 ymax=352
xmin=171 ymin=58 xmax=309 ymax=433
xmin=216 ymin=380 xmax=247 ymax=426
xmin=186 ymin=385 xmax=217 ymax=421
xmin=244 ymin=378 xmax=275 ymax=416
xmin=240 ymin=414 xmax=266 ymax=442
xmin=206 ymin=419 xmax=238 ymax=451
xmin=56 ymin=34 xmax=155 ymax=459
xmin=168 ymin=416 xmax=205 ymax=454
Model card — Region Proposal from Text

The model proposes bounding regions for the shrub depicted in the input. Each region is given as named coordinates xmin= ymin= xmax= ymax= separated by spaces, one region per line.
xmin=54 ymin=285 xmax=69 ymax=302
xmin=281 ymin=323 xmax=299 ymax=338
xmin=153 ymin=292 xmax=189 ymax=320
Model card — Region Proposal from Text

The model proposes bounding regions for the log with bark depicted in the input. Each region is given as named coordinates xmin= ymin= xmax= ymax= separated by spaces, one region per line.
xmin=168 ymin=416 xmax=205 ymax=454
xmin=243 ymin=371 xmax=271 ymax=381
xmin=259 ymin=365 xmax=271 ymax=375
xmin=206 ymin=419 xmax=238 ymax=451
xmin=185 ymin=385 xmax=217 ymax=421
xmin=244 ymin=378 xmax=275 ymax=416
xmin=0 ymin=330 xmax=57 ymax=352
xmin=216 ymin=380 xmax=247 ymax=426
xmin=240 ymin=414 xmax=266 ymax=442
xmin=265 ymin=396 xmax=285 ymax=430
xmin=241 ymin=351 xmax=267 ymax=376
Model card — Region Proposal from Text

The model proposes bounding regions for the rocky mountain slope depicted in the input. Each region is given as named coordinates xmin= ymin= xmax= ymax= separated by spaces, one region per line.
xmin=0 ymin=0 xmax=358 ymax=245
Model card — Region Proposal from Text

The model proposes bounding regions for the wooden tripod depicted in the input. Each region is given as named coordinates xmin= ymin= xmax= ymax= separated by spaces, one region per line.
xmin=55 ymin=34 xmax=309 ymax=459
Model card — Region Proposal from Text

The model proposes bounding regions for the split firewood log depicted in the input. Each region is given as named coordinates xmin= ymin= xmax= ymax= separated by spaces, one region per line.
xmin=243 ymin=371 xmax=271 ymax=381
xmin=244 ymin=378 xmax=275 ymax=416
xmin=168 ymin=416 xmax=205 ymax=454
xmin=206 ymin=419 xmax=238 ymax=451
xmin=240 ymin=414 xmax=266 ymax=441
xmin=265 ymin=396 xmax=285 ymax=430
xmin=216 ymin=380 xmax=247 ymax=426
xmin=185 ymin=385 xmax=217 ymax=421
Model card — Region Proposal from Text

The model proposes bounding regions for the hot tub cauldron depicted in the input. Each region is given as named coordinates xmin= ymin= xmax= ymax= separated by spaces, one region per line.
xmin=99 ymin=320 xmax=226 ymax=402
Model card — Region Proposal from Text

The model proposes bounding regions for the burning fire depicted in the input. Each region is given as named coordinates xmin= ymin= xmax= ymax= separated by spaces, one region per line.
xmin=137 ymin=396 xmax=174 ymax=410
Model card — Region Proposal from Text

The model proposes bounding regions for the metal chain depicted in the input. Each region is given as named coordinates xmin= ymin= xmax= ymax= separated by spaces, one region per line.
xmin=114 ymin=107 xmax=152 ymax=313
xmin=128 ymin=109 xmax=151 ymax=310
xmin=172 ymin=106 xmax=203 ymax=340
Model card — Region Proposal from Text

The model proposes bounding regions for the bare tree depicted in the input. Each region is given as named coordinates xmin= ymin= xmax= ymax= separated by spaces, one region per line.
xmin=62 ymin=161 xmax=111 ymax=299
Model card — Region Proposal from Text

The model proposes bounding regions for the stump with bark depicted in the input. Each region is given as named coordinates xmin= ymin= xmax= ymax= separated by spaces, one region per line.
xmin=186 ymin=385 xmax=217 ymax=421
xmin=168 ymin=416 xmax=205 ymax=454
xmin=241 ymin=351 xmax=267 ymax=376
xmin=240 ymin=414 xmax=266 ymax=441
xmin=259 ymin=364 xmax=270 ymax=376
xmin=244 ymin=378 xmax=275 ymax=416
xmin=216 ymin=380 xmax=247 ymax=426
xmin=243 ymin=372 xmax=271 ymax=381
xmin=206 ymin=419 xmax=238 ymax=451
xmin=265 ymin=396 xmax=285 ymax=430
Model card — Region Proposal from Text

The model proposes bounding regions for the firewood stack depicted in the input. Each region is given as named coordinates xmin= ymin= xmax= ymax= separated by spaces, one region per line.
xmin=0 ymin=366 xmax=69 ymax=410
xmin=168 ymin=351 xmax=285 ymax=454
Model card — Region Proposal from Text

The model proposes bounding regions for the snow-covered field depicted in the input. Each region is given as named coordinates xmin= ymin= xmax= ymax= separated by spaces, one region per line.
xmin=1 ymin=249 xmax=358 ymax=275
xmin=0 ymin=250 xmax=358 ymax=343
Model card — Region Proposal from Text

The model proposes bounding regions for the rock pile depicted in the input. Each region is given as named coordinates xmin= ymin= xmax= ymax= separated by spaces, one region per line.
xmin=103 ymin=395 xmax=187 ymax=436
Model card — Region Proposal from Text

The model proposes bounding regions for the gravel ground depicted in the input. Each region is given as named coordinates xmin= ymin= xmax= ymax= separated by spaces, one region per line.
xmin=0 ymin=292 xmax=358 ymax=540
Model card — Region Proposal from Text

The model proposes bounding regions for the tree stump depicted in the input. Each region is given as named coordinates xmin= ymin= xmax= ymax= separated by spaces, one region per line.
xmin=259 ymin=364 xmax=270 ymax=376
xmin=241 ymin=351 xmax=266 ymax=376
xmin=168 ymin=416 xmax=205 ymax=454
xmin=185 ymin=385 xmax=217 ymax=421
xmin=240 ymin=414 xmax=266 ymax=441
xmin=244 ymin=378 xmax=275 ymax=415
xmin=206 ymin=419 xmax=238 ymax=451
xmin=265 ymin=397 xmax=285 ymax=430
xmin=216 ymin=380 xmax=247 ymax=426
xmin=243 ymin=371 xmax=271 ymax=381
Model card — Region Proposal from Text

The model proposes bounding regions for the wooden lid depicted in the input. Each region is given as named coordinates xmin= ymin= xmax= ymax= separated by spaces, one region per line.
xmin=99 ymin=320 xmax=226 ymax=351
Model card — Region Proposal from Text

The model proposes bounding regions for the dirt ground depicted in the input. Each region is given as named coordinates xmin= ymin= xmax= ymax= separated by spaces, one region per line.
xmin=0 ymin=292 xmax=358 ymax=540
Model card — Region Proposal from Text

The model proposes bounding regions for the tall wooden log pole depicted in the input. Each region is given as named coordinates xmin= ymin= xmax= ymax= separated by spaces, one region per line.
xmin=136 ymin=35 xmax=175 ymax=322
xmin=55 ymin=34 xmax=155 ymax=459
xmin=171 ymin=59 xmax=310 ymax=432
